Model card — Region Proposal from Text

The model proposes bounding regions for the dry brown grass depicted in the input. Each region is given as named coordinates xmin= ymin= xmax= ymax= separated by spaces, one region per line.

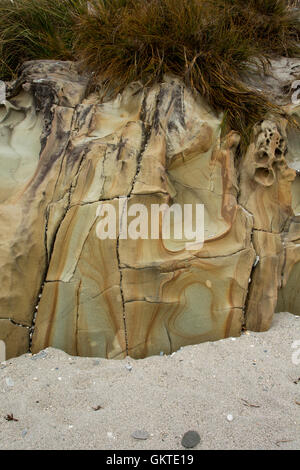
xmin=1 ymin=0 xmax=299 ymax=145
xmin=74 ymin=0 xmax=300 ymax=142
xmin=0 ymin=0 xmax=85 ymax=81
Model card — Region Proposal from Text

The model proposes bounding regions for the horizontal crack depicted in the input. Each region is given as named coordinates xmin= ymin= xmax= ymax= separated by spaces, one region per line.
xmin=0 ymin=318 xmax=31 ymax=329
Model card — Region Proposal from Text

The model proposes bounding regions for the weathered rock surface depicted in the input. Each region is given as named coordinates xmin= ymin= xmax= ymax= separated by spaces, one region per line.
xmin=0 ymin=60 xmax=299 ymax=360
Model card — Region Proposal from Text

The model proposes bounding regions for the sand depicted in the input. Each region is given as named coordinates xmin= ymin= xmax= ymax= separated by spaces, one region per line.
xmin=0 ymin=312 xmax=299 ymax=450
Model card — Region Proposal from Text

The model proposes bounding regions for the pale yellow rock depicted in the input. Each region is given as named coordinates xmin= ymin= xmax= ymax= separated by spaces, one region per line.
xmin=124 ymin=250 xmax=253 ymax=358
xmin=275 ymin=102 xmax=300 ymax=316
xmin=31 ymin=77 xmax=255 ymax=358
xmin=246 ymin=231 xmax=285 ymax=331
xmin=0 ymin=62 xmax=89 ymax=358
xmin=0 ymin=92 xmax=43 ymax=203
xmin=276 ymin=240 xmax=300 ymax=315
xmin=33 ymin=201 xmax=127 ymax=358
xmin=0 ymin=320 xmax=29 ymax=360
xmin=0 ymin=60 xmax=299 ymax=360
xmin=239 ymin=120 xmax=298 ymax=330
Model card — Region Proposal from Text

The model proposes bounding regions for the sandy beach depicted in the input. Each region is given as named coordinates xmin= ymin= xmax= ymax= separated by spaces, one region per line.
xmin=0 ymin=312 xmax=299 ymax=450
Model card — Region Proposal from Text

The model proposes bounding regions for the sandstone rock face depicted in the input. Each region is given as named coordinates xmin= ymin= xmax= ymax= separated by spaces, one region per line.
xmin=0 ymin=60 xmax=299 ymax=360
xmin=241 ymin=57 xmax=300 ymax=322
xmin=276 ymin=108 xmax=300 ymax=317
xmin=239 ymin=120 xmax=296 ymax=331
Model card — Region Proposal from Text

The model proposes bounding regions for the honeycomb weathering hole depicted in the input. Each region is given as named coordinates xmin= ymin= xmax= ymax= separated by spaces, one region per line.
xmin=254 ymin=167 xmax=275 ymax=186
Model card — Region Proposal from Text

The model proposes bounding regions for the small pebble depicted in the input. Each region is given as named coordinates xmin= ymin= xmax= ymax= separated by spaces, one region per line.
xmin=181 ymin=431 xmax=201 ymax=449
xmin=31 ymin=351 xmax=47 ymax=361
xmin=131 ymin=430 xmax=150 ymax=440
xmin=125 ymin=364 xmax=133 ymax=372
xmin=5 ymin=377 xmax=14 ymax=387
xmin=227 ymin=414 xmax=234 ymax=422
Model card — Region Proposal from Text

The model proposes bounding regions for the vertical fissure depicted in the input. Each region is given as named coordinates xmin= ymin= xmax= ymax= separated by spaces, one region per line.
xmin=29 ymin=109 xmax=87 ymax=352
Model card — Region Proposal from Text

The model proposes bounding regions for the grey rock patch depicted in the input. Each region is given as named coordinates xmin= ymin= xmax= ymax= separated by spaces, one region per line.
xmin=5 ymin=377 xmax=14 ymax=387
xmin=131 ymin=430 xmax=150 ymax=441
xmin=181 ymin=431 xmax=201 ymax=448
xmin=30 ymin=350 xmax=47 ymax=361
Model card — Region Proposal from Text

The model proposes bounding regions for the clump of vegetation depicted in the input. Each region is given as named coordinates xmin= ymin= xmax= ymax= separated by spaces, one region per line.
xmin=226 ymin=0 xmax=300 ymax=56
xmin=0 ymin=0 xmax=300 ymax=144
xmin=75 ymin=0 xmax=300 ymax=141
xmin=0 ymin=0 xmax=84 ymax=81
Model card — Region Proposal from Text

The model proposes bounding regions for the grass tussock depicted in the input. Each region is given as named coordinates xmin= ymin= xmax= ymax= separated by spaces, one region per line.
xmin=0 ymin=0 xmax=84 ymax=81
xmin=1 ymin=0 xmax=300 ymax=144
